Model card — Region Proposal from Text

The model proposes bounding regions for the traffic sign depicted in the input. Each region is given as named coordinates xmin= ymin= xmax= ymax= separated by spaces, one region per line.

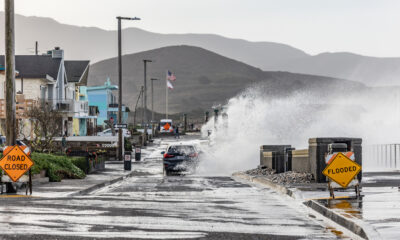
xmin=114 ymin=124 xmax=127 ymax=129
xmin=3 ymin=145 xmax=31 ymax=156
xmin=164 ymin=122 xmax=171 ymax=130
xmin=322 ymin=152 xmax=361 ymax=188
xmin=0 ymin=145 xmax=34 ymax=182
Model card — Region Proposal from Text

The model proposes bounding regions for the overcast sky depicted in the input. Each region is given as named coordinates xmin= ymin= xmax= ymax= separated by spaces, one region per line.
xmin=12 ymin=0 xmax=400 ymax=57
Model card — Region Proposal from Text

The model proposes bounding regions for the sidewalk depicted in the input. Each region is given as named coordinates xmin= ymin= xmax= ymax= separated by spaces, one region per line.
xmin=31 ymin=163 xmax=136 ymax=198
xmin=233 ymin=171 xmax=400 ymax=240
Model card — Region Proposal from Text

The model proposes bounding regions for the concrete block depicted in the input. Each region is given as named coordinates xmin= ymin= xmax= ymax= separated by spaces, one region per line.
xmin=260 ymin=145 xmax=291 ymax=168
xmin=261 ymin=151 xmax=273 ymax=169
xmin=309 ymin=137 xmax=362 ymax=183
xmin=292 ymin=149 xmax=311 ymax=174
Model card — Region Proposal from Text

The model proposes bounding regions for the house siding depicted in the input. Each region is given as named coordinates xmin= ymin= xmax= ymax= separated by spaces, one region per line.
xmin=0 ymin=76 xmax=47 ymax=100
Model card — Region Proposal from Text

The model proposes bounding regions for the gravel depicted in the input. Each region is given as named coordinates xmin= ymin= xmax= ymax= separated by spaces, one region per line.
xmin=245 ymin=166 xmax=313 ymax=184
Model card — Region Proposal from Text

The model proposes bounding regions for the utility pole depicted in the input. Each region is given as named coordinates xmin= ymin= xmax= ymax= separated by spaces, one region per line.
xmin=35 ymin=41 xmax=38 ymax=55
xmin=116 ymin=16 xmax=140 ymax=161
xmin=5 ymin=0 xmax=16 ymax=146
xmin=5 ymin=0 xmax=16 ymax=194
xmin=142 ymin=60 xmax=152 ymax=137
xmin=150 ymin=78 xmax=159 ymax=136
xmin=133 ymin=86 xmax=143 ymax=128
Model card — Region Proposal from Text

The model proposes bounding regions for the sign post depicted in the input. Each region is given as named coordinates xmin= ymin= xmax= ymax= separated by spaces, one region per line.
xmin=0 ymin=145 xmax=34 ymax=195
xmin=323 ymin=152 xmax=361 ymax=198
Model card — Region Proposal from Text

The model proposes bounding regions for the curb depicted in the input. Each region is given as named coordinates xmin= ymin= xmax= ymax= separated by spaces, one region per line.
xmin=304 ymin=200 xmax=381 ymax=240
xmin=68 ymin=170 xmax=138 ymax=197
xmin=232 ymin=172 xmax=296 ymax=197
xmin=232 ymin=171 xmax=380 ymax=240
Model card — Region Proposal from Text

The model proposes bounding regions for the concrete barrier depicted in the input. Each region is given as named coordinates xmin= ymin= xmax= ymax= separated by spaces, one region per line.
xmin=309 ymin=138 xmax=362 ymax=183
xmin=291 ymin=149 xmax=311 ymax=174
xmin=259 ymin=138 xmax=362 ymax=183
xmin=260 ymin=145 xmax=292 ymax=173
xmin=262 ymin=152 xmax=273 ymax=169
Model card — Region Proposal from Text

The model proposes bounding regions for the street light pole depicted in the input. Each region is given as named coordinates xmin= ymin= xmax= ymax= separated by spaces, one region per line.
xmin=143 ymin=60 xmax=152 ymax=124
xmin=116 ymin=16 xmax=140 ymax=161
xmin=142 ymin=59 xmax=152 ymax=141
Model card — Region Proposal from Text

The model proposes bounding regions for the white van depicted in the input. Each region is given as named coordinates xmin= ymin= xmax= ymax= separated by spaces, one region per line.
xmin=160 ymin=119 xmax=173 ymax=133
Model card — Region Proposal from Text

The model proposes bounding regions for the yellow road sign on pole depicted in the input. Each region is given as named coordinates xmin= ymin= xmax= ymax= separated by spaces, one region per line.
xmin=0 ymin=145 xmax=34 ymax=182
xmin=322 ymin=152 xmax=361 ymax=188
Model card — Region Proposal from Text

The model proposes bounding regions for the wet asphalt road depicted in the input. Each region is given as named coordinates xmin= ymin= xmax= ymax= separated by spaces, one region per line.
xmin=0 ymin=138 xmax=341 ymax=239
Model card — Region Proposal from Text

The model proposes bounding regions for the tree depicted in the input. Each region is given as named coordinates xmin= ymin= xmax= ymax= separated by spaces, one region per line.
xmin=25 ymin=103 xmax=63 ymax=153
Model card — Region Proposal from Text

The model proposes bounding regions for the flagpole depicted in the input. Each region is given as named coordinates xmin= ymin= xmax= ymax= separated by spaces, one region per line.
xmin=166 ymin=70 xmax=168 ymax=119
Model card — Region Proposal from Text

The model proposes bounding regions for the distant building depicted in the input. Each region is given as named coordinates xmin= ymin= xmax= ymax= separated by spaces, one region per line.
xmin=85 ymin=78 xmax=129 ymax=128
xmin=0 ymin=47 xmax=90 ymax=137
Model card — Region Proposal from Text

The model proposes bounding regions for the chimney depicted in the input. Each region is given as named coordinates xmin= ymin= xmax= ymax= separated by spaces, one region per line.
xmin=51 ymin=47 xmax=64 ymax=59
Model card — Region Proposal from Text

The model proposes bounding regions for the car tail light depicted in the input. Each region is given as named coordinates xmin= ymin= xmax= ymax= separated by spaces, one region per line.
xmin=189 ymin=153 xmax=198 ymax=157
xmin=164 ymin=153 xmax=174 ymax=158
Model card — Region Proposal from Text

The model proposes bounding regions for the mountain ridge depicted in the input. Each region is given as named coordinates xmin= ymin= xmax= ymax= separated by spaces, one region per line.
xmin=1 ymin=12 xmax=399 ymax=86
xmin=89 ymin=45 xmax=367 ymax=114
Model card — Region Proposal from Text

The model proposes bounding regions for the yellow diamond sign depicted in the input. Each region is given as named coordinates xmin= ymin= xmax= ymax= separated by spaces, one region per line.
xmin=322 ymin=152 xmax=361 ymax=188
xmin=0 ymin=145 xmax=34 ymax=182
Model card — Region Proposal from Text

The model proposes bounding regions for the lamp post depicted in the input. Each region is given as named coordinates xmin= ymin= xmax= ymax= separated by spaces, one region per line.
xmin=142 ymin=60 xmax=152 ymax=143
xmin=117 ymin=16 xmax=140 ymax=161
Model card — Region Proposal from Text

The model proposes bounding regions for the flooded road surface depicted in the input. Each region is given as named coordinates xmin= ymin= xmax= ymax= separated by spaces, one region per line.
xmin=0 ymin=138 xmax=343 ymax=239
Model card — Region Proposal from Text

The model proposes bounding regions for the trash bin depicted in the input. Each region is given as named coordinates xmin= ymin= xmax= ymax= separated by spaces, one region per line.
xmin=124 ymin=151 xmax=132 ymax=170
xmin=135 ymin=147 xmax=141 ymax=161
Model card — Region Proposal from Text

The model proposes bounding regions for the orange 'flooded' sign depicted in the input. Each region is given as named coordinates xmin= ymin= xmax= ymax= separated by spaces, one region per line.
xmin=0 ymin=145 xmax=34 ymax=182
xmin=164 ymin=123 xmax=171 ymax=130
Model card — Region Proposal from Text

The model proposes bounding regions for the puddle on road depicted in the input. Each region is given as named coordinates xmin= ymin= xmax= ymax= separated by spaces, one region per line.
xmin=325 ymin=226 xmax=344 ymax=238
xmin=318 ymin=199 xmax=363 ymax=220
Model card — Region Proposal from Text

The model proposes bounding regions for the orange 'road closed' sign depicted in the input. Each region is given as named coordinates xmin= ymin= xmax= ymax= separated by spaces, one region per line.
xmin=0 ymin=145 xmax=34 ymax=182
xmin=3 ymin=145 xmax=31 ymax=156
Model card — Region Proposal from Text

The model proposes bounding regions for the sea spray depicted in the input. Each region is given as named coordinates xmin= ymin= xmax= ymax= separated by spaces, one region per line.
xmin=197 ymin=85 xmax=400 ymax=175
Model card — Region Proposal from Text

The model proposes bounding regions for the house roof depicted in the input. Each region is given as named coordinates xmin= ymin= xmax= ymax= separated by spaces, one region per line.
xmin=64 ymin=60 xmax=90 ymax=85
xmin=87 ymin=79 xmax=118 ymax=91
xmin=0 ymin=55 xmax=61 ymax=79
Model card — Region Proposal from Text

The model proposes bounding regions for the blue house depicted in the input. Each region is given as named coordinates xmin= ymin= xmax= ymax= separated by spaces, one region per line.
xmin=84 ymin=79 xmax=129 ymax=127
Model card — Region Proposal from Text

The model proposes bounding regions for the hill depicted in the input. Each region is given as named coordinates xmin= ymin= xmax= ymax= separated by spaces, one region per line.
xmin=89 ymin=45 xmax=366 ymax=114
xmin=1 ymin=13 xmax=400 ymax=85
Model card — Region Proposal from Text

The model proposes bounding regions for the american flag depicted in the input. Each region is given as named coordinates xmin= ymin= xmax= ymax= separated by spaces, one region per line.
xmin=167 ymin=70 xmax=176 ymax=81
xmin=167 ymin=80 xmax=174 ymax=89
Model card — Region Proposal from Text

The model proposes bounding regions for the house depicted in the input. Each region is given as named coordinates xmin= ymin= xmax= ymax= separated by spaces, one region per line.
xmin=0 ymin=47 xmax=91 ymax=137
xmin=84 ymin=78 xmax=129 ymax=129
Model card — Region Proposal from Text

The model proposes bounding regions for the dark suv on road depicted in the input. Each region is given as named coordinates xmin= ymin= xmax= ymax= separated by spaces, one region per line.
xmin=162 ymin=144 xmax=199 ymax=174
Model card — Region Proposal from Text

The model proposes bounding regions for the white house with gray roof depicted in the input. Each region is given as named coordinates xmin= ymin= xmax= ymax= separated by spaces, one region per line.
xmin=0 ymin=47 xmax=90 ymax=137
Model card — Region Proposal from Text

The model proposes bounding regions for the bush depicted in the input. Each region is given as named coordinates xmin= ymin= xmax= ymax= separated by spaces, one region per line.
xmin=30 ymin=153 xmax=86 ymax=182
xmin=70 ymin=157 xmax=89 ymax=174
xmin=124 ymin=138 xmax=133 ymax=152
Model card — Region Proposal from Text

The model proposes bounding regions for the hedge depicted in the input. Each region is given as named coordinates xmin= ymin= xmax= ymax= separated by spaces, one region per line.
xmin=29 ymin=153 xmax=86 ymax=182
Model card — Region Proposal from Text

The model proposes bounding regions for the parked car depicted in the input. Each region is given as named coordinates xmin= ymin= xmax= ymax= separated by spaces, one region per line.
xmin=162 ymin=144 xmax=199 ymax=174
xmin=97 ymin=128 xmax=131 ymax=137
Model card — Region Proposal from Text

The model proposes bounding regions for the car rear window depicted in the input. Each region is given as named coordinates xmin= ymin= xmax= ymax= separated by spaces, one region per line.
xmin=168 ymin=145 xmax=195 ymax=154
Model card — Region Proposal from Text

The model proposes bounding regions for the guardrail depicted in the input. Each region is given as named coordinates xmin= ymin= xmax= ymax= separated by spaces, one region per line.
xmin=363 ymin=144 xmax=400 ymax=170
